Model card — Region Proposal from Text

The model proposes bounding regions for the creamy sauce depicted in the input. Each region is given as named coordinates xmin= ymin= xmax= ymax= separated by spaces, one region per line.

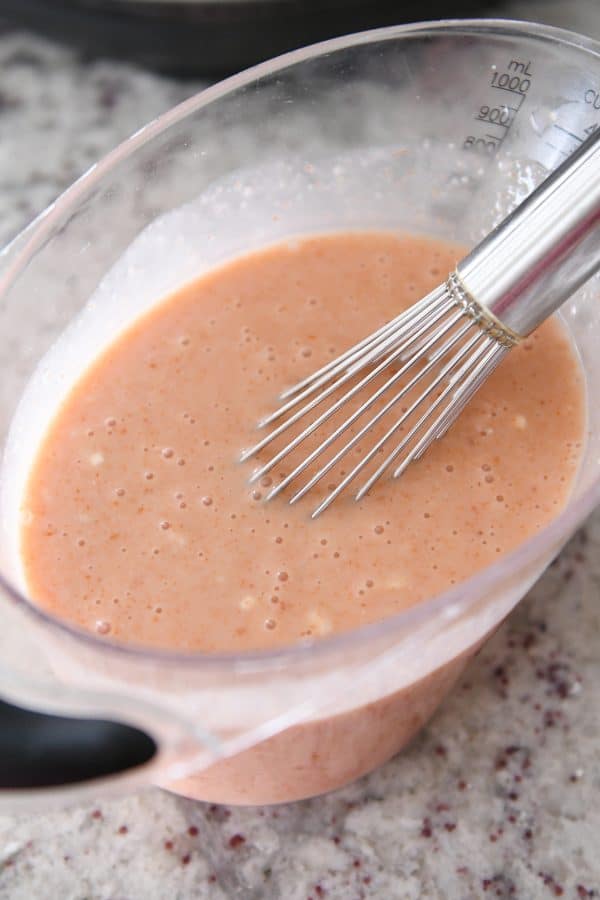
xmin=21 ymin=232 xmax=585 ymax=653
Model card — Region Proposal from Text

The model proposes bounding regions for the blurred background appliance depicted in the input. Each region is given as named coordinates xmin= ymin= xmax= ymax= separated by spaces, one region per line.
xmin=0 ymin=0 xmax=499 ymax=74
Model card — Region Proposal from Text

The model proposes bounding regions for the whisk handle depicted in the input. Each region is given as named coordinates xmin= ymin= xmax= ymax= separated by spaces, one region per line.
xmin=456 ymin=128 xmax=600 ymax=338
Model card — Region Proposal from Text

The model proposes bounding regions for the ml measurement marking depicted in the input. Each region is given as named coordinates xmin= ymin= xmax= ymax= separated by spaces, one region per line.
xmin=545 ymin=120 xmax=597 ymax=160
xmin=463 ymin=58 xmax=533 ymax=157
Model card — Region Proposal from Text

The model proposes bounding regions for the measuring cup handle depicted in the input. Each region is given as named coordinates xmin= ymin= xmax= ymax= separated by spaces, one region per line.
xmin=0 ymin=662 xmax=221 ymax=807
xmin=0 ymin=696 xmax=156 ymax=789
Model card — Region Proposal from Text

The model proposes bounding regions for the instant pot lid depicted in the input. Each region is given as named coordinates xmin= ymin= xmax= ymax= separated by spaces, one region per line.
xmin=3 ymin=0 xmax=498 ymax=75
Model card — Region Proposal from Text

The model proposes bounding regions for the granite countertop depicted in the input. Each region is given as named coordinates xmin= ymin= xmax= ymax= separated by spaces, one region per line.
xmin=0 ymin=6 xmax=599 ymax=898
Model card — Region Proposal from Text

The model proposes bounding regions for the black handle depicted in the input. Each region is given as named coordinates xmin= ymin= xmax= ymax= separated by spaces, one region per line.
xmin=0 ymin=697 xmax=156 ymax=790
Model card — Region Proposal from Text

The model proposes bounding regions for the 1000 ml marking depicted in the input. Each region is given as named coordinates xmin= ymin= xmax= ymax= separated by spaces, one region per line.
xmin=463 ymin=59 xmax=533 ymax=157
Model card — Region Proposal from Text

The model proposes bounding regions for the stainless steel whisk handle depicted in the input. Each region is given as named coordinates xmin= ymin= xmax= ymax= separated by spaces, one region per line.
xmin=456 ymin=128 xmax=600 ymax=339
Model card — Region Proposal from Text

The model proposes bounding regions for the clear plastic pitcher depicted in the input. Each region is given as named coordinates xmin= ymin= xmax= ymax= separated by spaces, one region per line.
xmin=1 ymin=19 xmax=600 ymax=808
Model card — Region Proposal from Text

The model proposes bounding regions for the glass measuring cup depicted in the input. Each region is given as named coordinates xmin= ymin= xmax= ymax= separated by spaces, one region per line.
xmin=1 ymin=18 xmax=600 ymax=809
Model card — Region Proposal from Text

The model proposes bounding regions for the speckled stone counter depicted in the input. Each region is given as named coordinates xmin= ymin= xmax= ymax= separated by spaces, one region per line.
xmin=0 ymin=12 xmax=599 ymax=899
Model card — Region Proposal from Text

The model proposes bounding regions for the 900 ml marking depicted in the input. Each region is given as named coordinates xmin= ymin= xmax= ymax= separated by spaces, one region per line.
xmin=463 ymin=59 xmax=532 ymax=156
xmin=476 ymin=105 xmax=511 ymax=126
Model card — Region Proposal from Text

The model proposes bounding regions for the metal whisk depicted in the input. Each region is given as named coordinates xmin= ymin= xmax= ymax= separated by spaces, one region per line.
xmin=242 ymin=130 xmax=600 ymax=516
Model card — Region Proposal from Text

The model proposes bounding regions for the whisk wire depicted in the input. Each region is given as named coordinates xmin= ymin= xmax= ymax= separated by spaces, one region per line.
xmin=352 ymin=339 xmax=493 ymax=505
xmin=422 ymin=341 xmax=508 ymax=449
xmin=314 ymin=329 xmax=492 ymax=516
xmin=243 ymin=279 xmax=512 ymax=515
xmin=244 ymin=294 xmax=457 ymax=481
xmin=272 ymin=316 xmax=475 ymax=505
xmin=278 ymin=285 xmax=445 ymax=401
xmin=255 ymin=287 xmax=450 ymax=431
